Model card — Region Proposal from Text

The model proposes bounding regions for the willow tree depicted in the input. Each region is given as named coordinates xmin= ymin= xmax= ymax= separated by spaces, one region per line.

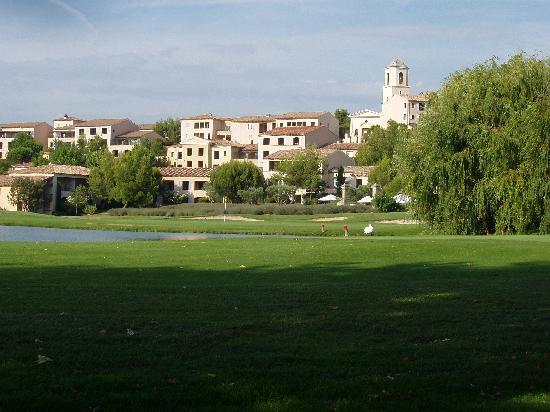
xmin=404 ymin=54 xmax=550 ymax=234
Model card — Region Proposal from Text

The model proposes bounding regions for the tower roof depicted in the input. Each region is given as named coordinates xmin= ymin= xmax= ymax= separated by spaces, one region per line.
xmin=387 ymin=58 xmax=408 ymax=69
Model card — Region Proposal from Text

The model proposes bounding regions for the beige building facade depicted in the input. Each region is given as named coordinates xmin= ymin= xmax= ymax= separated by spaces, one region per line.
xmin=180 ymin=115 xmax=228 ymax=141
xmin=0 ymin=122 xmax=53 ymax=159
xmin=159 ymin=167 xmax=212 ymax=202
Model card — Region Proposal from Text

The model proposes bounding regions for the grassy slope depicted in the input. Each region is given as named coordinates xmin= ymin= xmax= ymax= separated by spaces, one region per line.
xmin=0 ymin=211 xmax=423 ymax=236
xmin=1 ymin=236 xmax=549 ymax=411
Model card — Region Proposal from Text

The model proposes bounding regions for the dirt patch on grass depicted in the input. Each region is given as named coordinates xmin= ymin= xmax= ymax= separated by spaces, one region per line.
xmin=187 ymin=215 xmax=264 ymax=222
xmin=312 ymin=217 xmax=348 ymax=222
xmin=377 ymin=220 xmax=420 ymax=225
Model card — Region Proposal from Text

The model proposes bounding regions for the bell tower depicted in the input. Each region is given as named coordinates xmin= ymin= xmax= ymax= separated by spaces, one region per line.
xmin=382 ymin=58 xmax=410 ymax=104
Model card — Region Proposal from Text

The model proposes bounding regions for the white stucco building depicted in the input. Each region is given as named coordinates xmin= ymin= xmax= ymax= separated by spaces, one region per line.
xmin=349 ymin=58 xmax=428 ymax=142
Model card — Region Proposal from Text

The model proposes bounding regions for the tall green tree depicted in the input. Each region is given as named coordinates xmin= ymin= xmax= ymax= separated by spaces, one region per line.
xmin=335 ymin=165 xmax=345 ymax=197
xmin=154 ymin=118 xmax=181 ymax=146
xmin=404 ymin=54 xmax=550 ymax=234
xmin=111 ymin=143 xmax=162 ymax=207
xmin=334 ymin=109 xmax=350 ymax=141
xmin=209 ymin=160 xmax=264 ymax=202
xmin=277 ymin=146 xmax=326 ymax=195
xmin=88 ymin=150 xmax=116 ymax=207
xmin=355 ymin=121 xmax=409 ymax=166
xmin=6 ymin=132 xmax=43 ymax=163
xmin=8 ymin=178 xmax=45 ymax=212
xmin=49 ymin=141 xmax=86 ymax=166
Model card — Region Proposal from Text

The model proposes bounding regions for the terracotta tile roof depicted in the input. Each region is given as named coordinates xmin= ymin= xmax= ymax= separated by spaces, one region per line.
xmin=181 ymin=114 xmax=227 ymax=121
xmin=0 ymin=122 xmax=50 ymax=129
xmin=242 ymin=144 xmax=258 ymax=152
xmin=159 ymin=167 xmax=213 ymax=178
xmin=77 ymin=119 xmax=129 ymax=127
xmin=277 ymin=111 xmax=329 ymax=120
xmin=232 ymin=115 xmax=278 ymax=123
xmin=404 ymin=93 xmax=429 ymax=102
xmin=324 ymin=143 xmax=361 ymax=150
xmin=0 ymin=175 xmax=50 ymax=186
xmin=54 ymin=115 xmax=83 ymax=121
xmin=211 ymin=139 xmax=244 ymax=148
xmin=264 ymin=126 xmax=324 ymax=136
xmin=53 ymin=125 xmax=75 ymax=131
xmin=330 ymin=165 xmax=374 ymax=176
xmin=350 ymin=108 xmax=381 ymax=117
xmin=116 ymin=130 xmax=162 ymax=139
xmin=139 ymin=123 xmax=154 ymax=130
xmin=10 ymin=165 xmax=90 ymax=177
xmin=265 ymin=147 xmax=337 ymax=160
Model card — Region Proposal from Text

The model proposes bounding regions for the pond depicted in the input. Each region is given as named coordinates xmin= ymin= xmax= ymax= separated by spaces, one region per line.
xmin=0 ymin=225 xmax=260 ymax=242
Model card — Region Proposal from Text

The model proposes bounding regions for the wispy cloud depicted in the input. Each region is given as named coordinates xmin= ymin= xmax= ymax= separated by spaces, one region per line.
xmin=122 ymin=0 xmax=326 ymax=7
xmin=48 ymin=0 xmax=96 ymax=32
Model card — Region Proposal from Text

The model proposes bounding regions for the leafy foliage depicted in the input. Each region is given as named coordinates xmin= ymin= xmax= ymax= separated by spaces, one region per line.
xmin=209 ymin=161 xmax=265 ymax=202
xmin=404 ymin=54 xmax=550 ymax=234
xmin=334 ymin=108 xmax=350 ymax=141
xmin=8 ymin=178 xmax=45 ymax=212
xmin=277 ymin=146 xmax=326 ymax=195
xmin=355 ymin=121 xmax=409 ymax=166
xmin=66 ymin=185 xmax=89 ymax=215
xmin=335 ymin=165 xmax=345 ymax=197
xmin=88 ymin=150 xmax=116 ymax=207
xmin=49 ymin=141 xmax=87 ymax=166
xmin=237 ymin=187 xmax=265 ymax=204
xmin=6 ymin=132 xmax=43 ymax=164
xmin=0 ymin=159 xmax=12 ymax=175
xmin=154 ymin=118 xmax=181 ymax=146
xmin=111 ymin=143 xmax=163 ymax=208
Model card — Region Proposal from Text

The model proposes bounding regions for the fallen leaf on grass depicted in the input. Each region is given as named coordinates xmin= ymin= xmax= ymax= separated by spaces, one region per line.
xmin=36 ymin=355 xmax=52 ymax=364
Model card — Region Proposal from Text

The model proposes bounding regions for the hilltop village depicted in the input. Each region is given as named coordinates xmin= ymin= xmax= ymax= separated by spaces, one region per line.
xmin=0 ymin=59 xmax=426 ymax=211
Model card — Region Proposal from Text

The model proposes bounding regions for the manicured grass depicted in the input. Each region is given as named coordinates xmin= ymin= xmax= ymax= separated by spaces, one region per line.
xmin=1 ymin=236 xmax=549 ymax=411
xmin=0 ymin=211 xmax=423 ymax=237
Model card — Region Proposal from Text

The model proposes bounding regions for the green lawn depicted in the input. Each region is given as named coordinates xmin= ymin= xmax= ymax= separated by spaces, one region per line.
xmin=0 ymin=211 xmax=423 ymax=237
xmin=1 ymin=236 xmax=549 ymax=411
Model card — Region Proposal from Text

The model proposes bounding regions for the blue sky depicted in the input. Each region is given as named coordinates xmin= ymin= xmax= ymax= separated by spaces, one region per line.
xmin=1 ymin=0 xmax=548 ymax=123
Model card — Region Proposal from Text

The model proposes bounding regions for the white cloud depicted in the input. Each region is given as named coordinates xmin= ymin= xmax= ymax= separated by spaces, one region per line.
xmin=48 ymin=0 xmax=96 ymax=32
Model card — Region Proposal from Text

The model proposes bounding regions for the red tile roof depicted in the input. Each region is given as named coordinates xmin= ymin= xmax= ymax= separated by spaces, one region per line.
xmin=232 ymin=115 xmax=278 ymax=123
xmin=265 ymin=147 xmax=337 ymax=160
xmin=77 ymin=119 xmax=130 ymax=127
xmin=211 ymin=139 xmax=244 ymax=148
xmin=181 ymin=114 xmax=227 ymax=121
xmin=264 ymin=126 xmax=324 ymax=136
xmin=0 ymin=122 xmax=50 ymax=129
xmin=0 ymin=175 xmax=50 ymax=186
xmin=116 ymin=130 xmax=162 ymax=139
xmin=277 ymin=111 xmax=329 ymax=120
xmin=324 ymin=143 xmax=361 ymax=150
xmin=10 ymin=165 xmax=90 ymax=176
xmin=158 ymin=167 xmax=213 ymax=178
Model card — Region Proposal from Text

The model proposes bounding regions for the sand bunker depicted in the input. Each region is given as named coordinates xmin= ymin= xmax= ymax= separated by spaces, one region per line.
xmin=188 ymin=215 xmax=263 ymax=222
xmin=311 ymin=217 xmax=348 ymax=222
xmin=376 ymin=220 xmax=420 ymax=225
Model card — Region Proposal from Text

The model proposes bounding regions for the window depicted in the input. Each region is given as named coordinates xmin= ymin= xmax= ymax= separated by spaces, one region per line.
xmin=224 ymin=150 xmax=227 ymax=156
xmin=311 ymin=122 xmax=315 ymax=126
xmin=207 ymin=133 xmax=211 ymax=140
xmin=287 ymin=122 xmax=291 ymax=126
xmin=194 ymin=181 xmax=205 ymax=190
xmin=113 ymin=149 xmax=119 ymax=157
xmin=194 ymin=122 xmax=199 ymax=129
xmin=199 ymin=122 xmax=205 ymax=128
xmin=178 ymin=152 xmax=182 ymax=159
xmin=187 ymin=161 xmax=192 ymax=167
xmin=247 ymin=123 xmax=253 ymax=130
xmin=269 ymin=161 xmax=276 ymax=171
xmin=411 ymin=103 xmax=415 ymax=109
xmin=101 ymin=127 xmax=107 ymax=134
xmin=90 ymin=128 xmax=96 ymax=135
xmin=403 ymin=114 xmax=407 ymax=120
xmin=198 ymin=161 xmax=204 ymax=168
xmin=263 ymin=151 xmax=269 ymax=158
xmin=278 ymin=137 xmax=284 ymax=145
xmin=293 ymin=137 xmax=300 ymax=145
xmin=419 ymin=102 xmax=425 ymax=111
xmin=187 ymin=148 xmax=192 ymax=156
xmin=198 ymin=148 xmax=204 ymax=156
xmin=279 ymin=123 xmax=283 ymax=127
xmin=404 ymin=103 xmax=407 ymax=108
xmin=182 ymin=181 xmax=189 ymax=190
xmin=214 ymin=151 xmax=219 ymax=159
xmin=357 ymin=179 xmax=363 ymax=186
xmin=399 ymin=72 xmax=404 ymax=84
xmin=205 ymin=122 xmax=210 ymax=128
xmin=263 ymin=137 xmax=270 ymax=145
xmin=166 ymin=180 xmax=174 ymax=191
xmin=411 ymin=115 xmax=415 ymax=120
xmin=0 ymin=142 xmax=2 ymax=149
xmin=386 ymin=73 xmax=389 ymax=85
xmin=272 ymin=123 xmax=276 ymax=129
xmin=292 ymin=122 xmax=297 ymax=126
